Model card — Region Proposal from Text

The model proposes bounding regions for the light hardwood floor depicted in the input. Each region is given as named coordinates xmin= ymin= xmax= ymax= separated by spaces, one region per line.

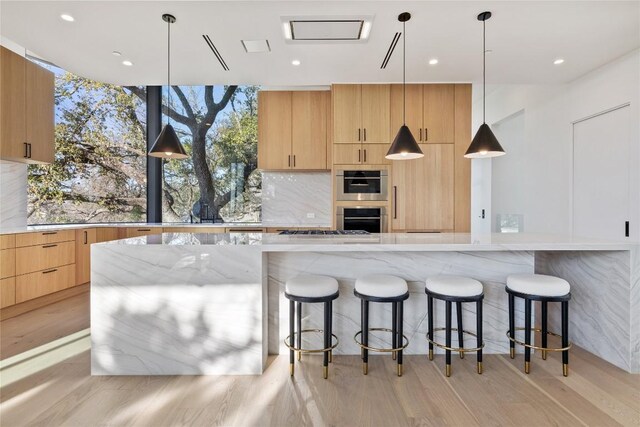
xmin=0 ymin=294 xmax=638 ymax=427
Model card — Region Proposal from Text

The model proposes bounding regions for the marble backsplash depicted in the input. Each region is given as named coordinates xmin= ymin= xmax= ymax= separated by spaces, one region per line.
xmin=0 ymin=161 xmax=27 ymax=229
xmin=261 ymin=172 xmax=332 ymax=227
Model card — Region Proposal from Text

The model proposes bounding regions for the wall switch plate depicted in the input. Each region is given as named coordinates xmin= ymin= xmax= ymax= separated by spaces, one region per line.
xmin=306 ymin=213 xmax=315 ymax=219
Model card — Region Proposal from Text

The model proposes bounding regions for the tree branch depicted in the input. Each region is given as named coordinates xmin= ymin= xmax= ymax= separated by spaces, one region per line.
xmin=124 ymin=85 xmax=194 ymax=127
xmin=171 ymin=86 xmax=195 ymax=120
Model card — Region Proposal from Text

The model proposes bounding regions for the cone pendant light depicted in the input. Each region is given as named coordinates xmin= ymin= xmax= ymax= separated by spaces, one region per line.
xmin=386 ymin=12 xmax=423 ymax=160
xmin=464 ymin=11 xmax=505 ymax=159
xmin=149 ymin=14 xmax=188 ymax=159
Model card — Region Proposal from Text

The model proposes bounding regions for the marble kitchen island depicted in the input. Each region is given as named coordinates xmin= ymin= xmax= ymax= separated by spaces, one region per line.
xmin=91 ymin=232 xmax=639 ymax=375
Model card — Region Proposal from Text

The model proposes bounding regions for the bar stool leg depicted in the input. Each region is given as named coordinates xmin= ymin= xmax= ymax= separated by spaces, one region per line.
xmin=477 ymin=299 xmax=483 ymax=374
xmin=456 ymin=302 xmax=464 ymax=359
xmin=363 ymin=300 xmax=369 ymax=375
xmin=428 ymin=296 xmax=434 ymax=360
xmin=323 ymin=301 xmax=330 ymax=379
xmin=445 ymin=301 xmax=452 ymax=377
xmin=524 ymin=298 xmax=532 ymax=374
xmin=397 ymin=301 xmax=404 ymax=377
xmin=508 ymin=293 xmax=515 ymax=359
xmin=541 ymin=301 xmax=548 ymax=360
xmin=360 ymin=299 xmax=365 ymax=360
xmin=296 ymin=302 xmax=302 ymax=361
xmin=392 ymin=302 xmax=398 ymax=360
xmin=328 ymin=300 xmax=333 ymax=363
xmin=562 ymin=301 xmax=569 ymax=377
xmin=289 ymin=300 xmax=295 ymax=376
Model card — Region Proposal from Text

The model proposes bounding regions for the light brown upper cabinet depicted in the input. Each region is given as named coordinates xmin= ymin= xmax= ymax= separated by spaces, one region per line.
xmin=258 ymin=90 xmax=329 ymax=170
xmin=390 ymin=84 xmax=454 ymax=144
xmin=333 ymin=143 xmax=390 ymax=165
xmin=391 ymin=144 xmax=454 ymax=232
xmin=333 ymin=84 xmax=390 ymax=144
xmin=0 ymin=46 xmax=54 ymax=164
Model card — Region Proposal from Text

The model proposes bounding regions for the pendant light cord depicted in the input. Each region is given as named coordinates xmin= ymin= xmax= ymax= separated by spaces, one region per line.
xmin=483 ymin=17 xmax=486 ymax=124
xmin=403 ymin=21 xmax=407 ymax=125
xmin=167 ymin=17 xmax=171 ymax=126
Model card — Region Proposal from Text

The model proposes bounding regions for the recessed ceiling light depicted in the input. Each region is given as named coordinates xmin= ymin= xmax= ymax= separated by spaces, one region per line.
xmin=291 ymin=59 xmax=301 ymax=66
xmin=122 ymin=60 xmax=133 ymax=66
xmin=428 ymin=58 xmax=439 ymax=65
xmin=553 ymin=58 xmax=565 ymax=65
xmin=112 ymin=51 xmax=122 ymax=57
xmin=60 ymin=14 xmax=74 ymax=22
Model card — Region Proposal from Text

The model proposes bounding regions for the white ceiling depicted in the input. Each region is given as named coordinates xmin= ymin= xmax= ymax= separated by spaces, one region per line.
xmin=1 ymin=1 xmax=638 ymax=86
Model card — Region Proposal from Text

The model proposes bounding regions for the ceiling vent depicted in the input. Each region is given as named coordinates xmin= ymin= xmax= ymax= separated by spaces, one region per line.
xmin=282 ymin=16 xmax=373 ymax=43
xmin=202 ymin=35 xmax=229 ymax=71
xmin=242 ymin=40 xmax=271 ymax=53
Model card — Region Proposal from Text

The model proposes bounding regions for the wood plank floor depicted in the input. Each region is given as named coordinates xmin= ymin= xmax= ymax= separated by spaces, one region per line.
xmin=1 ymin=294 xmax=638 ymax=427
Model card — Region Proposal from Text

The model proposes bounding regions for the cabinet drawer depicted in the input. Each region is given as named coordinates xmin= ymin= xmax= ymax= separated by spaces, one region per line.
xmin=0 ymin=248 xmax=15 ymax=278
xmin=125 ymin=227 xmax=163 ymax=238
xmin=15 ymin=230 xmax=75 ymax=247
xmin=0 ymin=234 xmax=16 ymax=250
xmin=15 ymin=264 xmax=75 ymax=303
xmin=15 ymin=240 xmax=75 ymax=275
xmin=0 ymin=277 xmax=16 ymax=308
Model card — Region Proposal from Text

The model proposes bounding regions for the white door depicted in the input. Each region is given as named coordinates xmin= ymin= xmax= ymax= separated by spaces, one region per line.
xmin=573 ymin=105 xmax=630 ymax=240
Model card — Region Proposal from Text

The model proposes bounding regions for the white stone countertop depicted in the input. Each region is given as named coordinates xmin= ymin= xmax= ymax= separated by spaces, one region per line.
xmin=0 ymin=222 xmax=263 ymax=235
xmin=97 ymin=232 xmax=639 ymax=252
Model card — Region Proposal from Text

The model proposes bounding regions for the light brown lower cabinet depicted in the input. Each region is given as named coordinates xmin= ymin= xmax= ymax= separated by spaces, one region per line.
xmin=0 ymin=277 xmax=16 ymax=308
xmin=96 ymin=227 xmax=120 ymax=243
xmin=15 ymin=240 xmax=75 ymax=276
xmin=125 ymin=227 xmax=163 ymax=238
xmin=0 ymin=247 xmax=15 ymax=279
xmin=15 ymin=264 xmax=75 ymax=303
xmin=76 ymin=228 xmax=97 ymax=285
xmin=162 ymin=227 xmax=226 ymax=233
xmin=391 ymin=144 xmax=455 ymax=231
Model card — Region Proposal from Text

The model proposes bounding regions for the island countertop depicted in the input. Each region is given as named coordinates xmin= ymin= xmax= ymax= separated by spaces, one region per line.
xmin=96 ymin=232 xmax=639 ymax=252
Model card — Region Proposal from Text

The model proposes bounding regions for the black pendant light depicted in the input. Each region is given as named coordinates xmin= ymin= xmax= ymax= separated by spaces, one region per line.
xmin=149 ymin=14 xmax=188 ymax=159
xmin=464 ymin=11 xmax=505 ymax=159
xmin=386 ymin=12 xmax=424 ymax=161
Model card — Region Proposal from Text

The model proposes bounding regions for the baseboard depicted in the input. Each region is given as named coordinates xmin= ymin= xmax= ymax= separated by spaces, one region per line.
xmin=0 ymin=283 xmax=90 ymax=321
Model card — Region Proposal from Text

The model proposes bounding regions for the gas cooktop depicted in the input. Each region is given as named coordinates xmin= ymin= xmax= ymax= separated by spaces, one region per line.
xmin=278 ymin=230 xmax=370 ymax=235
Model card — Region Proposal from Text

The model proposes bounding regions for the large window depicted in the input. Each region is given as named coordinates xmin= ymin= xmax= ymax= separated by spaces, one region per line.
xmin=27 ymin=64 xmax=147 ymax=224
xmin=161 ymin=85 xmax=260 ymax=223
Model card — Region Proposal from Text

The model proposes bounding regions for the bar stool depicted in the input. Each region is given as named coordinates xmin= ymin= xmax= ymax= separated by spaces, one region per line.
xmin=506 ymin=274 xmax=572 ymax=376
xmin=285 ymin=274 xmax=339 ymax=379
xmin=425 ymin=276 xmax=484 ymax=377
xmin=354 ymin=274 xmax=409 ymax=376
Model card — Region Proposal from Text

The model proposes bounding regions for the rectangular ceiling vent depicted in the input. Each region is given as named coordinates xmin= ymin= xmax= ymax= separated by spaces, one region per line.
xmin=282 ymin=15 xmax=373 ymax=44
xmin=202 ymin=35 xmax=229 ymax=71
xmin=380 ymin=32 xmax=401 ymax=69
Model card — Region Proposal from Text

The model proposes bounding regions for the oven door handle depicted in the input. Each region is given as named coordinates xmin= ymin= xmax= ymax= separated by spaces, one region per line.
xmin=343 ymin=217 xmax=382 ymax=220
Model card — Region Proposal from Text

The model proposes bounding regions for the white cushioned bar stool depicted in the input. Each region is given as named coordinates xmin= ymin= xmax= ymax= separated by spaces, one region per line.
xmin=425 ymin=276 xmax=485 ymax=377
xmin=506 ymin=274 xmax=572 ymax=376
xmin=285 ymin=274 xmax=339 ymax=379
xmin=354 ymin=274 xmax=409 ymax=377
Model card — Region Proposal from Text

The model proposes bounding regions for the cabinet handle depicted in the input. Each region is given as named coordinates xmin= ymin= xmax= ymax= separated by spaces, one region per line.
xmin=84 ymin=230 xmax=88 ymax=245
xmin=137 ymin=228 xmax=151 ymax=231
xmin=28 ymin=143 xmax=32 ymax=158
xmin=424 ymin=128 xmax=428 ymax=141
xmin=363 ymin=149 xmax=367 ymax=163
xmin=24 ymin=142 xmax=29 ymax=158
xmin=288 ymin=155 xmax=291 ymax=167
xmin=358 ymin=149 xmax=361 ymax=163
xmin=42 ymin=244 xmax=58 ymax=248
xmin=358 ymin=129 xmax=361 ymax=141
xmin=393 ymin=186 xmax=398 ymax=219
xmin=364 ymin=128 xmax=367 ymax=141
xmin=293 ymin=155 xmax=296 ymax=167
xmin=42 ymin=269 xmax=58 ymax=274
xmin=42 ymin=231 xmax=57 ymax=235
xmin=419 ymin=128 xmax=422 ymax=141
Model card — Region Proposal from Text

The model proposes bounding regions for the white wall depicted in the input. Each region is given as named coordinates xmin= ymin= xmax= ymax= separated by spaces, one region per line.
xmin=471 ymin=49 xmax=640 ymax=240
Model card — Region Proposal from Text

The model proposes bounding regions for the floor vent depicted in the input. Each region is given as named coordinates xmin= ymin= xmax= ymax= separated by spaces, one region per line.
xmin=381 ymin=32 xmax=401 ymax=69
xmin=202 ymin=35 xmax=229 ymax=71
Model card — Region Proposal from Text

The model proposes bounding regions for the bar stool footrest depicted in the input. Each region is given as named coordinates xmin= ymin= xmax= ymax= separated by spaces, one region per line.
xmin=506 ymin=327 xmax=572 ymax=352
xmin=354 ymin=328 xmax=409 ymax=353
xmin=285 ymin=329 xmax=339 ymax=353
xmin=426 ymin=327 xmax=485 ymax=353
